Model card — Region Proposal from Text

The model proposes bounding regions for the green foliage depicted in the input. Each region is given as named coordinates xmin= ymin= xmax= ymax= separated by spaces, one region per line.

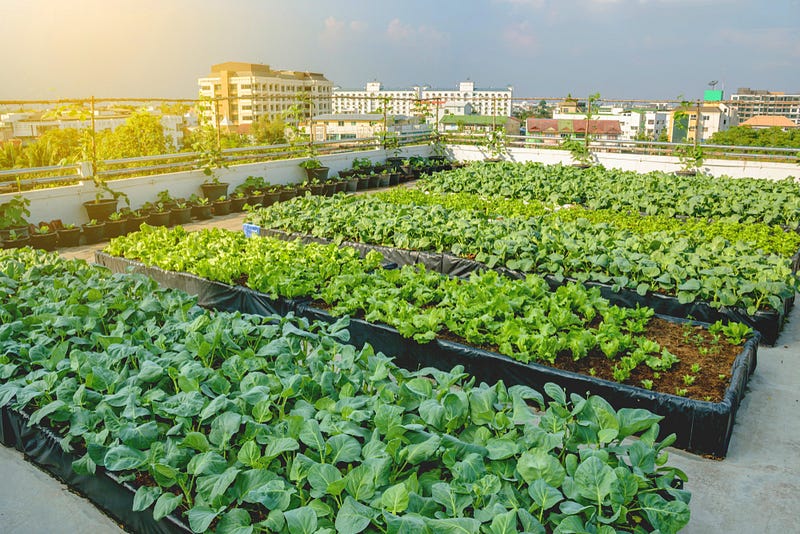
xmin=709 ymin=126 xmax=800 ymax=149
xmin=96 ymin=110 xmax=173 ymax=160
xmin=245 ymin=192 xmax=799 ymax=315
xmin=561 ymin=137 xmax=593 ymax=166
xmin=0 ymin=195 xmax=31 ymax=229
xmin=0 ymin=247 xmax=691 ymax=534
xmin=106 ymin=226 xmax=682 ymax=375
xmin=250 ymin=115 xmax=288 ymax=145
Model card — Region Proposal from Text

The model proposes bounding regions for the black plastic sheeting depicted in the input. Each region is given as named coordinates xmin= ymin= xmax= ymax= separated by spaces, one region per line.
xmin=99 ymin=252 xmax=759 ymax=457
xmin=258 ymin=227 xmax=794 ymax=345
xmin=0 ymin=406 xmax=191 ymax=534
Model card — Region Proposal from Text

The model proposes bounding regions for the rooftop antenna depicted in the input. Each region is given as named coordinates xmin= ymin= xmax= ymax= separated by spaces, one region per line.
xmin=708 ymin=80 xmax=718 ymax=90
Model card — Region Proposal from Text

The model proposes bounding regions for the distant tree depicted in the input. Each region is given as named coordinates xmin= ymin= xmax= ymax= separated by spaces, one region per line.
xmin=96 ymin=110 xmax=172 ymax=160
xmin=535 ymin=99 xmax=551 ymax=118
xmin=251 ymin=114 xmax=287 ymax=145
xmin=709 ymin=126 xmax=800 ymax=148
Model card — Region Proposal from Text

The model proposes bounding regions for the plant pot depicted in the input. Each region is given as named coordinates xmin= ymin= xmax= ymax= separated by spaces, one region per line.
xmin=377 ymin=175 xmax=391 ymax=188
xmin=279 ymin=189 xmax=297 ymax=202
xmin=192 ymin=204 xmax=213 ymax=220
xmin=146 ymin=211 xmax=171 ymax=227
xmin=388 ymin=173 xmax=400 ymax=186
xmin=368 ymin=175 xmax=380 ymax=188
xmin=429 ymin=155 xmax=446 ymax=163
xmin=0 ymin=225 xmax=30 ymax=240
xmin=170 ymin=207 xmax=193 ymax=225
xmin=57 ymin=227 xmax=81 ymax=248
xmin=310 ymin=184 xmax=325 ymax=196
xmin=304 ymin=167 xmax=330 ymax=182
xmin=125 ymin=216 xmax=148 ymax=234
xmin=339 ymin=169 xmax=355 ymax=179
xmin=263 ymin=191 xmax=281 ymax=207
xmin=346 ymin=178 xmax=359 ymax=192
xmin=357 ymin=177 xmax=371 ymax=191
xmin=81 ymin=222 xmax=105 ymax=244
xmin=83 ymin=199 xmax=117 ymax=221
xmin=675 ymin=170 xmax=697 ymax=176
xmin=213 ymin=199 xmax=231 ymax=216
xmin=248 ymin=193 xmax=264 ymax=207
xmin=571 ymin=163 xmax=592 ymax=169
xmin=230 ymin=197 xmax=248 ymax=213
xmin=386 ymin=156 xmax=404 ymax=169
xmin=323 ymin=183 xmax=337 ymax=196
xmin=29 ymin=231 xmax=59 ymax=251
xmin=2 ymin=235 xmax=30 ymax=249
xmin=104 ymin=219 xmax=127 ymax=238
xmin=200 ymin=182 xmax=229 ymax=200
xmin=335 ymin=181 xmax=347 ymax=193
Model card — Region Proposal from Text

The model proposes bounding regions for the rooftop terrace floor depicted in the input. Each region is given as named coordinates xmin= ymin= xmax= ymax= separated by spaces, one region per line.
xmin=2 ymin=208 xmax=799 ymax=533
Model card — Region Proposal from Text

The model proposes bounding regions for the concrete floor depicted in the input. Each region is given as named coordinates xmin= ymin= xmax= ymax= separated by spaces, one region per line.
xmin=2 ymin=209 xmax=799 ymax=533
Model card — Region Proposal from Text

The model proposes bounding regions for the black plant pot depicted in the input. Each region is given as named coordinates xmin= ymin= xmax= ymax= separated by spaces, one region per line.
xmin=192 ymin=205 xmax=213 ymax=220
xmin=213 ymin=200 xmax=231 ymax=216
xmin=104 ymin=219 xmax=127 ymax=239
xmin=309 ymin=184 xmax=325 ymax=196
xmin=304 ymin=167 xmax=329 ymax=182
xmin=335 ymin=181 xmax=347 ymax=193
xmin=0 ymin=225 xmax=30 ymax=241
xmin=57 ymin=228 xmax=82 ymax=248
xmin=81 ymin=223 xmax=105 ymax=244
xmin=147 ymin=211 xmax=171 ymax=227
xmin=368 ymin=175 xmax=380 ymax=188
xmin=2 ymin=235 xmax=30 ymax=249
xmin=346 ymin=179 xmax=359 ymax=192
xmin=279 ymin=189 xmax=297 ymax=202
xmin=200 ymin=182 xmax=229 ymax=200
xmin=30 ymin=232 xmax=59 ymax=251
xmin=357 ymin=177 xmax=371 ymax=190
xmin=263 ymin=192 xmax=281 ymax=207
xmin=170 ymin=207 xmax=193 ymax=225
xmin=388 ymin=173 xmax=400 ymax=186
xmin=126 ymin=216 xmax=148 ymax=235
xmin=83 ymin=199 xmax=118 ymax=221
xmin=230 ymin=197 xmax=248 ymax=213
xmin=323 ymin=183 xmax=337 ymax=196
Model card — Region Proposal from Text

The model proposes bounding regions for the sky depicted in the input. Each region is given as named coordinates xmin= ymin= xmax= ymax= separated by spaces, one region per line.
xmin=1 ymin=0 xmax=798 ymax=102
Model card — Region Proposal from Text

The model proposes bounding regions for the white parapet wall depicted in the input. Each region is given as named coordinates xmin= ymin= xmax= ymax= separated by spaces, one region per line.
xmin=450 ymin=144 xmax=800 ymax=181
xmin=3 ymin=143 xmax=797 ymax=228
xmin=0 ymin=146 xmax=430 ymax=227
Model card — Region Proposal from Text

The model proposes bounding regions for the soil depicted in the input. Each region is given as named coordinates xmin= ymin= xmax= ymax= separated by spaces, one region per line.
xmin=310 ymin=299 xmax=742 ymax=403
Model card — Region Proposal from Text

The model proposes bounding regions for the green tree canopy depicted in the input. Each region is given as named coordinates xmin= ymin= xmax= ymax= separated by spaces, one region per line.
xmin=709 ymin=126 xmax=800 ymax=148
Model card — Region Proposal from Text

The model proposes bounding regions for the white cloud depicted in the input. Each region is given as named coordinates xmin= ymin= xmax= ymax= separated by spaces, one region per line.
xmin=386 ymin=18 xmax=448 ymax=47
xmin=503 ymin=21 xmax=539 ymax=51
xmin=321 ymin=16 xmax=367 ymax=44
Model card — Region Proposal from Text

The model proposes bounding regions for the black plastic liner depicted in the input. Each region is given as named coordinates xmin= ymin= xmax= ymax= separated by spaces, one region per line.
xmin=98 ymin=252 xmax=759 ymax=457
xmin=96 ymin=252 xmax=291 ymax=317
xmin=0 ymin=406 xmax=191 ymax=534
xmin=257 ymin=227 xmax=793 ymax=345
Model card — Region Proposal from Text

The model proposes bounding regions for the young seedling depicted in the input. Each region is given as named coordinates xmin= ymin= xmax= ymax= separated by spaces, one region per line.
xmin=675 ymin=387 xmax=688 ymax=397
xmin=640 ymin=379 xmax=653 ymax=390
xmin=690 ymin=363 xmax=701 ymax=374
xmin=682 ymin=375 xmax=696 ymax=386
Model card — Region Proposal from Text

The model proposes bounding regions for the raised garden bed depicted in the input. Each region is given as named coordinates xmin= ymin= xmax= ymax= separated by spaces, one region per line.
xmin=1 ymin=249 xmax=691 ymax=533
xmin=96 ymin=231 xmax=760 ymax=457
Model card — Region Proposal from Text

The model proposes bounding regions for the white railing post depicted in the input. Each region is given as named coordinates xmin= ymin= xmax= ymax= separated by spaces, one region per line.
xmin=79 ymin=161 xmax=94 ymax=179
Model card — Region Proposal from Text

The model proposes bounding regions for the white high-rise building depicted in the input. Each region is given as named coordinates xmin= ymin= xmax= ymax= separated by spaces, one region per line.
xmin=730 ymin=88 xmax=800 ymax=125
xmin=332 ymin=80 xmax=513 ymax=123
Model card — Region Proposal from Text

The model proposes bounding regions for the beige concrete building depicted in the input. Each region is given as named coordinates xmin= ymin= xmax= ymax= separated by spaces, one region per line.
xmin=197 ymin=62 xmax=333 ymax=127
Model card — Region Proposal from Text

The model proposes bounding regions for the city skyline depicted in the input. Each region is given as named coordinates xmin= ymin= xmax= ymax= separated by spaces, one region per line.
xmin=1 ymin=0 xmax=798 ymax=101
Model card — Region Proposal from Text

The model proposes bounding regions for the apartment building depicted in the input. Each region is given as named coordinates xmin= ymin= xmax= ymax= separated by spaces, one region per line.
xmin=730 ymin=88 xmax=800 ymax=125
xmin=525 ymin=118 xmax=622 ymax=145
xmin=551 ymin=106 xmax=667 ymax=141
xmin=332 ymin=80 xmax=512 ymax=123
xmin=197 ymin=62 xmax=333 ymax=128
xmin=307 ymin=113 xmax=429 ymax=142
xmin=667 ymin=103 xmax=737 ymax=143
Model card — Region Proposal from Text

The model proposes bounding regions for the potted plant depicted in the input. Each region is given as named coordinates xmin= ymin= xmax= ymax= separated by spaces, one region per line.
xmin=156 ymin=190 xmax=177 ymax=210
xmin=674 ymin=144 xmax=704 ymax=176
xmin=125 ymin=210 xmax=148 ymax=234
xmin=561 ymin=137 xmax=594 ymax=168
xmin=484 ymin=128 xmax=508 ymax=162
xmin=299 ymin=157 xmax=329 ymax=182
xmin=382 ymin=131 xmax=403 ymax=168
xmin=0 ymin=195 xmax=31 ymax=241
xmin=105 ymin=211 xmax=128 ymax=238
xmin=307 ymin=178 xmax=325 ymax=196
xmin=278 ymin=184 xmax=298 ymax=202
xmin=1 ymin=229 xmax=30 ymax=249
xmin=190 ymin=195 xmax=213 ymax=220
xmin=81 ymin=218 xmax=105 ymax=244
xmin=351 ymin=157 xmax=373 ymax=176
xmin=194 ymin=123 xmax=230 ymax=199
xmin=57 ymin=223 xmax=81 ymax=247
xmin=230 ymin=191 xmax=249 ymax=213
xmin=263 ymin=186 xmax=281 ymax=207
xmin=146 ymin=202 xmax=172 ymax=227
xmin=29 ymin=223 xmax=58 ymax=251
xmin=212 ymin=195 xmax=231 ymax=216
xmin=377 ymin=170 xmax=391 ymax=188
xmin=83 ymin=176 xmax=129 ymax=221
xmin=170 ymin=201 xmax=192 ymax=225
xmin=343 ymin=173 xmax=359 ymax=192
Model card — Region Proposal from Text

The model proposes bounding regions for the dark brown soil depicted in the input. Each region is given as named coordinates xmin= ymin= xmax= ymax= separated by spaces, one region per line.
xmin=311 ymin=298 xmax=743 ymax=403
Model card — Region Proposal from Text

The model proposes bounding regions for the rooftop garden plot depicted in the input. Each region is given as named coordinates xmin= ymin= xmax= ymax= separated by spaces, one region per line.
xmin=244 ymin=194 xmax=799 ymax=317
xmin=104 ymin=227 xmax=752 ymax=402
xmin=418 ymin=162 xmax=800 ymax=228
xmin=0 ymin=248 xmax=691 ymax=533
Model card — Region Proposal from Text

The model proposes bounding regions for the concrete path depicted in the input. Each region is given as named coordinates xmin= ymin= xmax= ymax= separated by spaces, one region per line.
xmin=2 ymin=206 xmax=800 ymax=533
